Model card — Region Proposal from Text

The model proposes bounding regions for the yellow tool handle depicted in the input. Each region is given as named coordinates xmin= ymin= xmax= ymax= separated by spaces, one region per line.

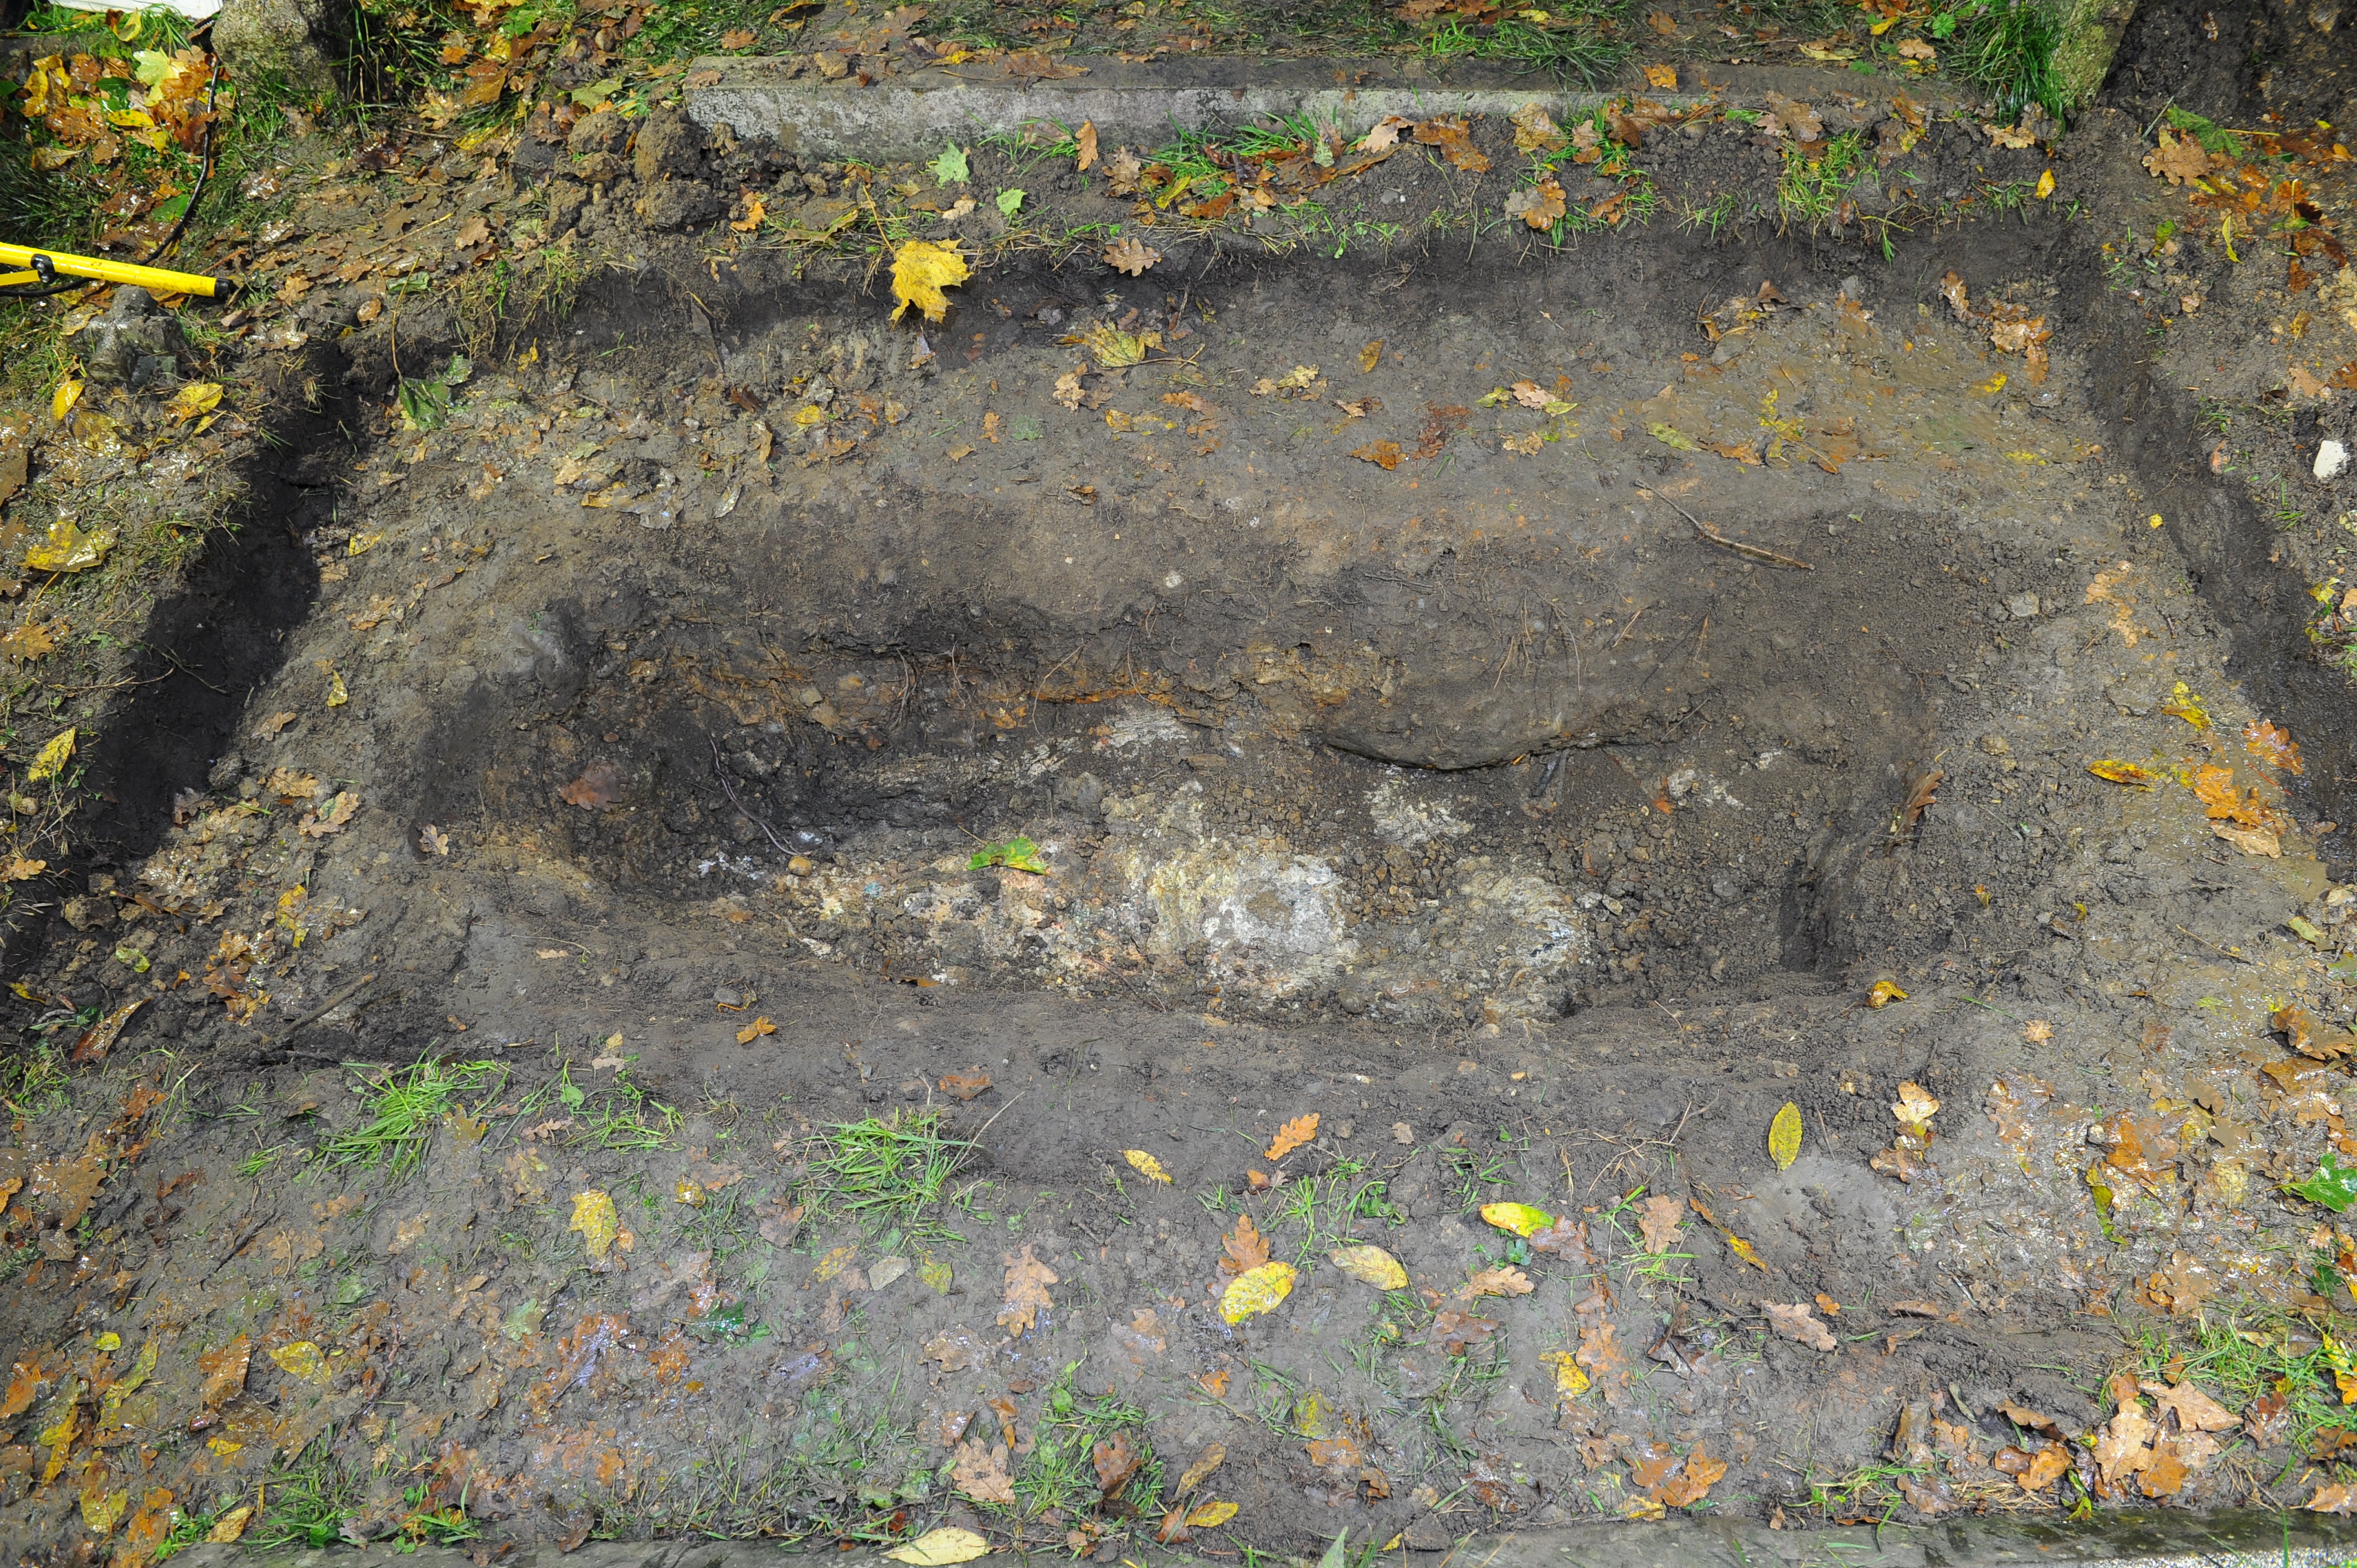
xmin=0 ymin=243 xmax=223 ymax=298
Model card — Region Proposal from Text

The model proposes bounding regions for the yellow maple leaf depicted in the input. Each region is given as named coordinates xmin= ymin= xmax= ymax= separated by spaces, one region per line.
xmin=570 ymin=1189 xmax=619 ymax=1259
xmin=1264 ymin=1112 xmax=1318 ymax=1161
xmin=1124 ymin=1149 xmax=1172 ymax=1183
xmin=24 ymin=518 xmax=115 ymax=573
xmin=890 ymin=240 xmax=970 ymax=323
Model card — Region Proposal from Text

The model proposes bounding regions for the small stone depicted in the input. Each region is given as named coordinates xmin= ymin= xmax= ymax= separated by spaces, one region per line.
xmin=61 ymin=896 xmax=115 ymax=932
xmin=2318 ymin=439 xmax=2350 ymax=482
xmin=1392 ymin=1122 xmax=1414 ymax=1144
xmin=2003 ymin=591 xmax=2040 ymax=619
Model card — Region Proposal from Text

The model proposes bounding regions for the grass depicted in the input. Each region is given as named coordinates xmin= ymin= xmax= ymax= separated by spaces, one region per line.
xmin=248 ymin=1441 xmax=362 ymax=1549
xmin=1776 ymin=130 xmax=1870 ymax=229
xmin=317 ymin=1056 xmax=503 ymax=1178
xmin=1006 ymin=1366 xmax=1163 ymax=1524
xmin=0 ymin=1036 xmax=71 ymax=1116
xmin=1263 ymin=1157 xmax=1403 ymax=1264
xmin=1944 ymin=0 xmax=2064 ymax=123
xmin=801 ymin=1109 xmax=975 ymax=1239
xmin=2144 ymin=1308 xmax=2357 ymax=1466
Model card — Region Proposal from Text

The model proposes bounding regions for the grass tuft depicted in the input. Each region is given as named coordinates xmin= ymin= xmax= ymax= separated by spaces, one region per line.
xmin=1948 ymin=0 xmax=2063 ymax=123
xmin=802 ymin=1109 xmax=974 ymax=1237
xmin=318 ymin=1056 xmax=503 ymax=1178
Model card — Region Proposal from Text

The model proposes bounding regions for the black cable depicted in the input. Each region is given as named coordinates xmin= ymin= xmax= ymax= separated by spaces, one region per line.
xmin=0 ymin=25 xmax=223 ymax=302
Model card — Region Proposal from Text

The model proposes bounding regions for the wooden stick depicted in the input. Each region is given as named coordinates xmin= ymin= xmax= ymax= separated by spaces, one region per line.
xmin=1636 ymin=486 xmax=1815 ymax=571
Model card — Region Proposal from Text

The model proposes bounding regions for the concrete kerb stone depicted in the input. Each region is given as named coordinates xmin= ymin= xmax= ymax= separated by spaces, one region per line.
xmin=167 ymin=1510 xmax=2357 ymax=1568
xmin=680 ymin=58 xmax=1982 ymax=162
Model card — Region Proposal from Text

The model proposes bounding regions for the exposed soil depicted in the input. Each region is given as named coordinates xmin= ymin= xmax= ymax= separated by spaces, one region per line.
xmin=6 ymin=0 xmax=2357 ymax=1560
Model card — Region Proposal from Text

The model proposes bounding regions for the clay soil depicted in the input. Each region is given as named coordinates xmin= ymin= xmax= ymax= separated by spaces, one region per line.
xmin=4 ymin=0 xmax=2357 ymax=1558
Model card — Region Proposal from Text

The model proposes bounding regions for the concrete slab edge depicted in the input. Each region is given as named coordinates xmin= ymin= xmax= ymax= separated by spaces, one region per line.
xmin=681 ymin=59 xmax=1982 ymax=159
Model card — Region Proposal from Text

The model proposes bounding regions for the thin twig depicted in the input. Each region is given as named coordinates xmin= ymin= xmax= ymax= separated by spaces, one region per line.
xmin=709 ymin=736 xmax=795 ymax=856
xmin=1635 ymin=484 xmax=1815 ymax=570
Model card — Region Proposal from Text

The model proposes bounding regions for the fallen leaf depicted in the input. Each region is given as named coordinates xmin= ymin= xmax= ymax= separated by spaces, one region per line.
xmin=1768 ymin=1102 xmax=1803 ymax=1169
xmin=297 ymin=791 xmax=358 ymax=838
xmin=951 ymin=1440 xmax=1016 ymax=1504
xmin=1093 ymin=1430 xmax=1141 ymax=1494
xmin=1413 ymin=116 xmax=1489 ymax=173
xmin=1357 ymin=115 xmax=1413 ymax=152
xmin=1655 ymin=1447 xmax=1726 ymax=1508
xmin=1185 ymin=1500 xmax=1238 ymax=1528
xmin=1435 ymin=1309 xmax=1500 ymax=1354
xmin=2148 ymin=1379 xmax=2237 ymax=1433
xmin=1351 ymin=439 xmax=1402 ymax=470
xmin=570 ymin=1189 xmax=619 ymax=1260
xmin=1104 ymin=237 xmax=1160 ymax=276
xmin=1893 ymin=1081 xmax=1939 ymax=1130
xmin=888 ymin=1527 xmax=990 ymax=1565
xmin=266 ymin=1340 xmax=332 ymax=1386
xmin=559 ymin=761 xmax=625 ymax=809
xmin=2088 ymin=759 xmax=2159 ymax=786
xmin=2144 ymin=127 xmax=2215 ymax=185
xmin=1220 ymin=1260 xmax=1296 ymax=1323
xmin=1645 ymin=63 xmax=1677 ymax=88
xmin=1219 ymin=1214 xmax=1270 ymax=1275
xmin=939 ymin=1070 xmax=992 ymax=1101
xmin=206 ymin=1504 xmax=254 ymax=1544
xmin=1124 ymin=1149 xmax=1172 ymax=1183
xmin=1638 ymin=1194 xmax=1686 ymax=1254
xmin=1537 ymin=1348 xmax=1589 ymax=1397
xmin=921 ymin=1327 xmax=983 ymax=1370
xmin=2018 ymin=1446 xmax=2070 ymax=1489
xmin=197 ymin=1335 xmax=250 ymax=1409
xmin=731 ymin=193 xmax=767 ymax=231
xmin=1481 ymin=1201 xmax=1556 ymax=1237
xmin=2245 ymin=718 xmax=2303 ymax=773
xmin=891 ymin=240 xmax=970 ymax=323
xmin=1461 ymin=1266 xmax=1534 ymax=1299
xmin=1506 ymin=177 xmax=1567 ymax=230
xmin=734 ymin=1015 xmax=778 ymax=1044
xmin=1265 ymin=1112 xmax=1318 ymax=1160
xmin=1329 ymin=1244 xmax=1407 ymax=1290
xmin=999 ymin=1244 xmax=1057 ymax=1335
xmin=23 ymin=515 xmax=114 ymax=574
xmin=27 ymin=727 xmax=75 ymax=783
xmin=2213 ymin=821 xmax=2282 ymax=858
xmin=1176 ymin=1444 xmax=1226 ymax=1495
xmin=1866 ymin=978 xmax=1908 ymax=1008
xmin=1764 ymin=1303 xmax=1835 ymax=1350
xmin=166 ymin=382 xmax=222 ymax=422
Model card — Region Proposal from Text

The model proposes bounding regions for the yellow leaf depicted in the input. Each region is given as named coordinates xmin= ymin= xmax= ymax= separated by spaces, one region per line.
xmin=1866 ymin=979 xmax=1908 ymax=1008
xmin=2087 ymin=759 xmax=2158 ymax=787
xmin=24 ymin=518 xmax=116 ymax=573
xmin=166 ymin=382 xmax=223 ymax=422
xmin=1644 ymin=63 xmax=1677 ymax=88
xmin=1538 ymin=1348 xmax=1589 ymax=1396
xmin=206 ymin=1435 xmax=243 ymax=1456
xmin=1359 ymin=339 xmax=1383 ymax=373
xmin=267 ymin=1340 xmax=332 ymax=1385
xmin=2034 ymin=168 xmax=2055 ymax=198
xmin=80 ymin=1488 xmax=129 ymax=1535
xmin=890 ymin=239 xmax=970 ymax=323
xmin=1265 ymin=1112 xmax=1318 ymax=1160
xmin=792 ymin=404 xmax=827 ymax=427
xmin=731 ymin=193 xmax=768 ymax=232
xmin=1185 ymin=1500 xmax=1239 ymax=1528
xmin=736 ymin=1015 xmax=778 ymax=1044
xmin=1329 ymin=1244 xmax=1408 ymax=1290
xmin=100 ymin=1339 xmax=157 ymax=1427
xmin=326 ymin=671 xmax=349 ymax=707
xmin=207 ymin=1505 xmax=254 ymax=1544
xmin=886 ymin=1526 xmax=991 ymax=1564
xmin=2162 ymin=681 xmax=2211 ymax=729
xmin=1480 ymin=1201 xmax=1555 ymax=1237
xmin=1725 ymin=1231 xmax=1769 ymax=1271
xmin=1124 ymin=1149 xmax=1172 ymax=1183
xmin=570 ymin=1189 xmax=619 ymax=1259
xmin=51 ymin=378 xmax=81 ymax=421
xmin=676 ymin=1179 xmax=707 ymax=1206
xmin=27 ymin=727 xmax=75 ymax=783
xmin=1768 ymin=1102 xmax=1803 ymax=1170
xmin=1219 ymin=1260 xmax=1297 ymax=1323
